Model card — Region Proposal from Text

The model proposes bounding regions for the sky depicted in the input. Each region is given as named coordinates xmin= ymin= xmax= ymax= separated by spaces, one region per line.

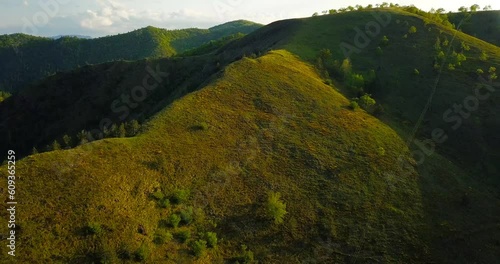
xmin=0 ymin=0 xmax=498 ymax=37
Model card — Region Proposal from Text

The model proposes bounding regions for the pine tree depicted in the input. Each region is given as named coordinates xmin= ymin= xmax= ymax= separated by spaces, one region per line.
xmin=32 ymin=147 xmax=38 ymax=155
xmin=126 ymin=120 xmax=141 ymax=137
xmin=62 ymin=135 xmax=72 ymax=149
xmin=340 ymin=58 xmax=352 ymax=80
xmin=434 ymin=37 xmax=441 ymax=51
xmin=52 ymin=140 xmax=61 ymax=150
xmin=118 ymin=123 xmax=126 ymax=138
xmin=110 ymin=124 xmax=118 ymax=137
xmin=77 ymin=130 xmax=88 ymax=145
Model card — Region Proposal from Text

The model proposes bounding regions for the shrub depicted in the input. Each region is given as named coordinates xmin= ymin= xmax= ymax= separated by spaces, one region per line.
xmin=52 ymin=140 xmax=61 ymax=151
xmin=194 ymin=208 xmax=206 ymax=224
xmin=126 ymin=120 xmax=141 ymax=137
xmin=117 ymin=243 xmax=132 ymax=260
xmin=87 ymin=246 xmax=115 ymax=264
xmin=205 ymin=232 xmax=218 ymax=248
xmin=377 ymin=147 xmax=386 ymax=156
xmin=266 ymin=192 xmax=287 ymax=224
xmin=476 ymin=69 xmax=484 ymax=75
xmin=153 ymin=230 xmax=173 ymax=245
xmin=413 ymin=69 xmax=420 ymax=75
xmin=346 ymin=73 xmax=364 ymax=92
xmin=376 ymin=46 xmax=383 ymax=56
xmin=442 ymin=38 xmax=449 ymax=47
xmin=199 ymin=122 xmax=209 ymax=130
xmin=133 ymin=244 xmax=149 ymax=262
xmin=77 ymin=130 xmax=89 ymax=145
xmin=192 ymin=122 xmax=209 ymax=131
xmin=448 ymin=64 xmax=455 ymax=70
xmin=455 ymin=53 xmax=466 ymax=66
xmin=175 ymin=230 xmax=191 ymax=243
xmin=437 ymin=51 xmax=445 ymax=61
xmin=0 ymin=91 xmax=11 ymax=102
xmin=168 ymin=214 xmax=181 ymax=228
xmin=479 ymin=51 xmax=488 ymax=61
xmin=340 ymin=58 xmax=352 ymax=79
xmin=373 ymin=104 xmax=385 ymax=117
xmin=408 ymin=26 xmax=417 ymax=34
xmin=151 ymin=191 xmax=164 ymax=200
xmin=107 ymin=124 xmax=117 ymax=138
xmin=180 ymin=206 xmax=194 ymax=225
xmin=434 ymin=37 xmax=441 ymax=50
xmin=62 ymin=134 xmax=72 ymax=148
xmin=460 ymin=41 xmax=470 ymax=51
xmin=158 ymin=198 xmax=170 ymax=209
xmin=118 ymin=123 xmax=126 ymax=138
xmin=359 ymin=94 xmax=376 ymax=110
xmin=381 ymin=36 xmax=389 ymax=46
xmin=349 ymin=100 xmax=360 ymax=110
xmin=237 ymin=245 xmax=254 ymax=263
xmin=190 ymin=239 xmax=207 ymax=257
xmin=171 ymin=189 xmax=190 ymax=204
xmin=85 ymin=222 xmax=103 ymax=235
xmin=32 ymin=147 xmax=38 ymax=155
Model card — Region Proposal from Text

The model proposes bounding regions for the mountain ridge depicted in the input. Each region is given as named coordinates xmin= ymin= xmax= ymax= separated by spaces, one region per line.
xmin=0 ymin=20 xmax=263 ymax=93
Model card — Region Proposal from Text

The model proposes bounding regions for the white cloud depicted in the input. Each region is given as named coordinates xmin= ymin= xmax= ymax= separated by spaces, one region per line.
xmin=79 ymin=0 xmax=135 ymax=30
xmin=77 ymin=0 xmax=218 ymax=34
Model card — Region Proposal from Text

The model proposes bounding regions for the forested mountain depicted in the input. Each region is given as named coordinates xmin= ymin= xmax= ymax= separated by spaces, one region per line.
xmin=0 ymin=20 xmax=262 ymax=92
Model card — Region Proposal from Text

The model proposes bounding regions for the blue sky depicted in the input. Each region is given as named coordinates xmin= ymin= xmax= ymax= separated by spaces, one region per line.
xmin=0 ymin=0 xmax=497 ymax=37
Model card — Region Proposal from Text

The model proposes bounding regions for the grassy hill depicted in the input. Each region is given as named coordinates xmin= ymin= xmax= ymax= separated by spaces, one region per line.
xmin=0 ymin=50 xmax=427 ymax=263
xmin=1 ymin=6 xmax=499 ymax=263
xmin=208 ymin=9 xmax=500 ymax=194
xmin=0 ymin=20 xmax=262 ymax=92
xmin=258 ymin=9 xmax=500 ymax=263
xmin=284 ymin=9 xmax=500 ymax=186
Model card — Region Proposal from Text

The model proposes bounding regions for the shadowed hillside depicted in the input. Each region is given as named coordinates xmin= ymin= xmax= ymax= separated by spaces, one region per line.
xmin=449 ymin=10 xmax=500 ymax=46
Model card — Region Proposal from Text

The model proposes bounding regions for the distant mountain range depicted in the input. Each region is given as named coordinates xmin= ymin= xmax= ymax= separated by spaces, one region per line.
xmin=51 ymin=35 xmax=92 ymax=39
xmin=0 ymin=20 xmax=262 ymax=92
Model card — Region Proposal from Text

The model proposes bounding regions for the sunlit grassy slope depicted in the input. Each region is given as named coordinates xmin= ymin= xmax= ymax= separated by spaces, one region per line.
xmin=0 ymin=50 xmax=427 ymax=263
xmin=216 ymin=9 xmax=500 ymax=263
xmin=228 ymin=9 xmax=499 ymax=183
xmin=273 ymin=10 xmax=500 ymax=263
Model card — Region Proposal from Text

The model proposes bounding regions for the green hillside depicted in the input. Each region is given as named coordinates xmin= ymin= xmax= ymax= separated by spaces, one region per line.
xmin=0 ymin=55 xmax=217 ymax=158
xmin=259 ymin=9 xmax=500 ymax=263
xmin=0 ymin=50 xmax=427 ymax=263
xmin=0 ymin=20 xmax=262 ymax=92
xmin=278 ymin=9 xmax=500 ymax=185
xmin=449 ymin=10 xmax=500 ymax=46
xmin=1 ymin=6 xmax=499 ymax=263
xmin=209 ymin=8 xmax=500 ymax=192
